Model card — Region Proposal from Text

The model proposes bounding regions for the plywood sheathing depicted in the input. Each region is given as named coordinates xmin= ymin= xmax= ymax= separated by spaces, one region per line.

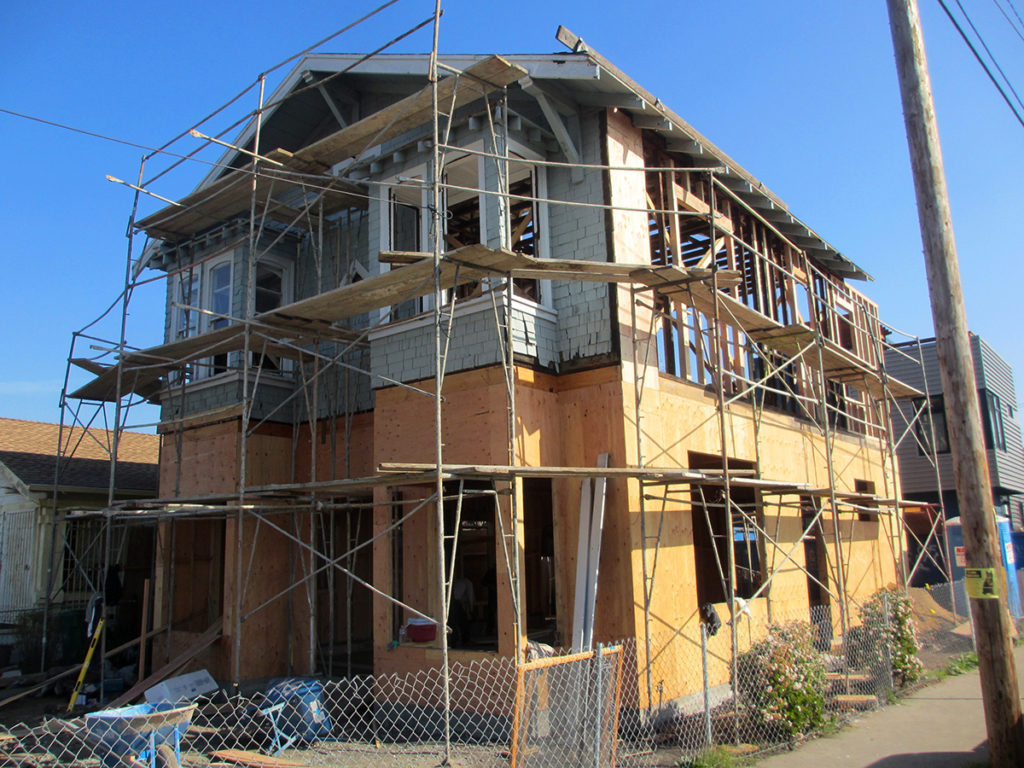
xmin=293 ymin=410 xmax=376 ymax=482
xmin=221 ymin=508 xmax=315 ymax=678
xmin=366 ymin=364 xmax=639 ymax=677
xmin=624 ymin=372 xmax=899 ymax=701
xmin=154 ymin=420 xmax=314 ymax=680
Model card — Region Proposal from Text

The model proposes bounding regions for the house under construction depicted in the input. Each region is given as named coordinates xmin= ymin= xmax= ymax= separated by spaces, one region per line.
xmin=54 ymin=21 xmax=938 ymax=714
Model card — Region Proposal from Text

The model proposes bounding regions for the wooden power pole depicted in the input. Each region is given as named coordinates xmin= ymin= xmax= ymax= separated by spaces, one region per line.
xmin=885 ymin=1 xmax=1024 ymax=765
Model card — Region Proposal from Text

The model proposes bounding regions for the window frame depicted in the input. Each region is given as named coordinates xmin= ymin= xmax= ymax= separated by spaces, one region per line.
xmin=982 ymin=389 xmax=1007 ymax=452
xmin=169 ymin=250 xmax=294 ymax=382
xmin=913 ymin=394 xmax=951 ymax=457
xmin=249 ymin=255 xmax=294 ymax=373
xmin=376 ymin=138 xmax=551 ymax=323
xmin=173 ymin=269 xmax=201 ymax=343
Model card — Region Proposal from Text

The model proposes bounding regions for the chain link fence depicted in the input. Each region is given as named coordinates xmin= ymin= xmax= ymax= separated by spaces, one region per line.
xmin=511 ymin=645 xmax=624 ymax=768
xmin=0 ymin=575 xmax=1019 ymax=767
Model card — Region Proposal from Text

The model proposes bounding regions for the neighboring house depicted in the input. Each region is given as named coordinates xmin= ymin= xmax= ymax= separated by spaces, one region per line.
xmin=885 ymin=335 xmax=1024 ymax=582
xmin=68 ymin=35 xmax=921 ymax=705
xmin=886 ymin=335 xmax=1024 ymax=522
xmin=0 ymin=418 xmax=159 ymax=627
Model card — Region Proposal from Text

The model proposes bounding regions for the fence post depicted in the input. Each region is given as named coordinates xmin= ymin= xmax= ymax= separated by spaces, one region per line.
xmin=594 ymin=643 xmax=604 ymax=768
xmin=702 ymin=623 xmax=712 ymax=748
xmin=882 ymin=592 xmax=895 ymax=692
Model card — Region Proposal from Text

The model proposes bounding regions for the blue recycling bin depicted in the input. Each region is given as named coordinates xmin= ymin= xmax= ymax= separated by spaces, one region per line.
xmin=264 ymin=678 xmax=331 ymax=742
xmin=945 ymin=516 xmax=1022 ymax=618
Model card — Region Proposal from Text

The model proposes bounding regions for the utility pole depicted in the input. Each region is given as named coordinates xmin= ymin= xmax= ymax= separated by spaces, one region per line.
xmin=885 ymin=1 xmax=1024 ymax=765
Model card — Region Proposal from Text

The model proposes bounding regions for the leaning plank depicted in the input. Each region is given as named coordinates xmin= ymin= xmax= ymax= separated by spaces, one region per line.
xmin=267 ymin=244 xmax=532 ymax=324
xmin=292 ymin=56 xmax=528 ymax=170
xmin=105 ymin=621 xmax=221 ymax=708
xmin=211 ymin=749 xmax=308 ymax=767
xmin=136 ymin=168 xmax=363 ymax=241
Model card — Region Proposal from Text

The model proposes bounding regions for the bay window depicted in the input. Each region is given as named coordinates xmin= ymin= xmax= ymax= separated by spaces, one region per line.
xmin=170 ymin=252 xmax=292 ymax=381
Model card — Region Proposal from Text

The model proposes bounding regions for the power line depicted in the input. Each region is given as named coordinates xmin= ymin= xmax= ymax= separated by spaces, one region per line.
xmin=1007 ymin=0 xmax=1024 ymax=31
xmin=0 ymin=107 xmax=244 ymax=174
xmin=952 ymin=0 xmax=1024 ymax=112
xmin=0 ymin=107 xmax=179 ymax=155
xmin=991 ymin=0 xmax=1024 ymax=44
xmin=936 ymin=0 xmax=1024 ymax=129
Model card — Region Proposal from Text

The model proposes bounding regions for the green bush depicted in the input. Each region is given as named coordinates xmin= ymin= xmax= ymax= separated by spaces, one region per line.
xmin=736 ymin=621 xmax=827 ymax=739
xmin=857 ymin=589 xmax=923 ymax=687
xmin=684 ymin=746 xmax=737 ymax=768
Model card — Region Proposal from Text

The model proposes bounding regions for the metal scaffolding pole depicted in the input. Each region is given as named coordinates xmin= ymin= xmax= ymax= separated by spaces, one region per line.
xmin=427 ymin=2 xmax=451 ymax=761
xmin=630 ymin=282 xmax=656 ymax=723
xmin=234 ymin=73 xmax=266 ymax=687
xmin=706 ymin=172 xmax=740 ymax=742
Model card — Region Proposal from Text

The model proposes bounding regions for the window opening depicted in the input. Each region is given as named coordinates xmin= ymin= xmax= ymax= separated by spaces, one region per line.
xmin=836 ymin=306 xmax=856 ymax=352
xmin=523 ymin=478 xmax=556 ymax=644
xmin=509 ymin=173 xmax=540 ymax=301
xmin=173 ymin=269 xmax=200 ymax=383
xmin=825 ymin=381 xmax=850 ymax=432
xmin=800 ymin=496 xmax=832 ymax=649
xmin=982 ymin=389 xmax=1006 ymax=451
xmin=914 ymin=395 xmax=950 ymax=456
xmin=444 ymin=481 xmax=498 ymax=651
xmin=854 ymin=479 xmax=877 ymax=522
xmin=175 ymin=271 xmax=200 ymax=340
xmin=689 ymin=452 xmax=761 ymax=605
xmin=209 ymin=262 xmax=232 ymax=374
xmin=447 ymin=192 xmax=483 ymax=300
xmin=251 ymin=261 xmax=289 ymax=371
xmin=254 ymin=262 xmax=282 ymax=314
xmin=388 ymin=186 xmax=424 ymax=320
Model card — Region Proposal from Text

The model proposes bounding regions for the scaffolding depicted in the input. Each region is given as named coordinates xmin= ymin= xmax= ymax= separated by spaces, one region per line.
xmin=40 ymin=6 xmax=955 ymax=760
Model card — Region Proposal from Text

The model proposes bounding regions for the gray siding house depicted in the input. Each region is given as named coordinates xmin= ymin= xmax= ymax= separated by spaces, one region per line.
xmin=886 ymin=334 xmax=1024 ymax=532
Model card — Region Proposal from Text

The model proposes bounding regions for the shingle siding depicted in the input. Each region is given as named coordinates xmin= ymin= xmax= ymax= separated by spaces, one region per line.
xmin=157 ymin=106 xmax=619 ymax=422
xmin=547 ymin=113 xmax=613 ymax=364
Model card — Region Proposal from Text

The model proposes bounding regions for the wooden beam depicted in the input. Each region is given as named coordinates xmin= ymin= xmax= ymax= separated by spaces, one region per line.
xmin=302 ymin=71 xmax=348 ymax=129
xmin=520 ymin=76 xmax=582 ymax=181
xmin=666 ymin=138 xmax=704 ymax=155
xmin=574 ymin=92 xmax=646 ymax=109
xmin=295 ymin=55 xmax=527 ymax=170
xmin=106 ymin=621 xmax=221 ymax=708
xmin=630 ymin=113 xmax=673 ymax=131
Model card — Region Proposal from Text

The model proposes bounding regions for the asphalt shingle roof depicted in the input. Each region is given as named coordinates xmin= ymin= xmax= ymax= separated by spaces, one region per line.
xmin=0 ymin=418 xmax=158 ymax=492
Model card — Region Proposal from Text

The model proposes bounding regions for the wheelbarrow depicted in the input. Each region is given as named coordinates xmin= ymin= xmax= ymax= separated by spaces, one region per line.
xmin=84 ymin=702 xmax=196 ymax=768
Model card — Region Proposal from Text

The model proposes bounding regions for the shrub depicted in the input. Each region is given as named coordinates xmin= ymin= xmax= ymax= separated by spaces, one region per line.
xmin=857 ymin=588 xmax=923 ymax=687
xmin=684 ymin=745 xmax=737 ymax=768
xmin=736 ymin=621 xmax=827 ymax=739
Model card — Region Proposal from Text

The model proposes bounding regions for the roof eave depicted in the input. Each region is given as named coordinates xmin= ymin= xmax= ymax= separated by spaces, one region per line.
xmin=554 ymin=26 xmax=871 ymax=282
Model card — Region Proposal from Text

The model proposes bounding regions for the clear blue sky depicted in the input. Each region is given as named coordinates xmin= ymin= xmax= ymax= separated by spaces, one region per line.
xmin=1 ymin=0 xmax=1021 ymax=429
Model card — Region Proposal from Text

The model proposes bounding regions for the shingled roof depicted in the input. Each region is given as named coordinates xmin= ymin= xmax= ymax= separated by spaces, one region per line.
xmin=0 ymin=418 xmax=159 ymax=493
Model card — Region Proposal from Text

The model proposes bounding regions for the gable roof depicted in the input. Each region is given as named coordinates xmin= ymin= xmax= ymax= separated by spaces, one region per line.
xmin=145 ymin=39 xmax=868 ymax=282
xmin=0 ymin=418 xmax=159 ymax=493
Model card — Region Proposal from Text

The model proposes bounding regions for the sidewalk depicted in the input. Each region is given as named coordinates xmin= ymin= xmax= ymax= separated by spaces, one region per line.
xmin=755 ymin=644 xmax=1024 ymax=768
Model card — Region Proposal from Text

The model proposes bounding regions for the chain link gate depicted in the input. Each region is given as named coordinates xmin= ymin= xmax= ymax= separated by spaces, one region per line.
xmin=510 ymin=644 xmax=624 ymax=768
